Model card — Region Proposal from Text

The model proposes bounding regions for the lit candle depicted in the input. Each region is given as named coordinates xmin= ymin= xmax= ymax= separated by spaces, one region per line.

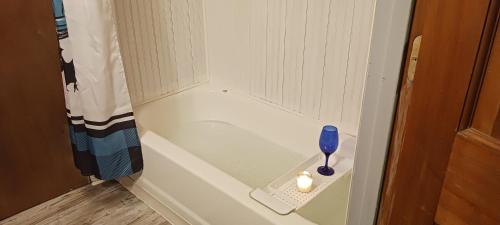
xmin=296 ymin=171 xmax=313 ymax=193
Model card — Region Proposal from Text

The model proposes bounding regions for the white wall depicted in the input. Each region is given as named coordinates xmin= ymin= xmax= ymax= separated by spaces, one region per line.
xmin=205 ymin=0 xmax=376 ymax=135
xmin=114 ymin=0 xmax=208 ymax=105
xmin=114 ymin=0 xmax=375 ymax=135
xmin=347 ymin=0 xmax=414 ymax=223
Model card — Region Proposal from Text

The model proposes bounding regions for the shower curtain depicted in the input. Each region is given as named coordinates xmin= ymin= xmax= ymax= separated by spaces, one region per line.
xmin=52 ymin=0 xmax=143 ymax=180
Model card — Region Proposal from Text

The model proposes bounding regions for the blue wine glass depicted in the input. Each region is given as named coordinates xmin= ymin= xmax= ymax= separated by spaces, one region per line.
xmin=317 ymin=125 xmax=339 ymax=176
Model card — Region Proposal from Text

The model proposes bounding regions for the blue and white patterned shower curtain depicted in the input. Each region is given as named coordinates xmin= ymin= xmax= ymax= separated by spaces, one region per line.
xmin=52 ymin=0 xmax=143 ymax=180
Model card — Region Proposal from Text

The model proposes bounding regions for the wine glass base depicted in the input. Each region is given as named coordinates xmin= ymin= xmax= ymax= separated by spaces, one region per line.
xmin=317 ymin=166 xmax=335 ymax=176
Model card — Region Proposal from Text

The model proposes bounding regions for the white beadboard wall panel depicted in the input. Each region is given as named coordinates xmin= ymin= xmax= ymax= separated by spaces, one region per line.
xmin=249 ymin=0 xmax=267 ymax=99
xmin=144 ymin=0 xmax=163 ymax=97
xmin=115 ymin=0 xmax=374 ymax=134
xmin=205 ymin=0 xmax=376 ymax=135
xmin=299 ymin=0 xmax=330 ymax=118
xmin=151 ymin=0 xmax=170 ymax=94
xmin=189 ymin=0 xmax=208 ymax=83
xmin=319 ymin=0 xmax=355 ymax=124
xmin=113 ymin=0 xmax=208 ymax=105
xmin=265 ymin=0 xmax=286 ymax=104
xmin=282 ymin=0 xmax=307 ymax=112
xmin=114 ymin=0 xmax=140 ymax=104
xmin=133 ymin=0 xmax=160 ymax=101
xmin=342 ymin=0 xmax=376 ymax=134
xmin=127 ymin=0 xmax=146 ymax=103
xmin=171 ymin=0 xmax=195 ymax=88
xmin=205 ymin=0 xmax=251 ymax=92
xmin=121 ymin=0 xmax=147 ymax=103
xmin=159 ymin=0 xmax=180 ymax=93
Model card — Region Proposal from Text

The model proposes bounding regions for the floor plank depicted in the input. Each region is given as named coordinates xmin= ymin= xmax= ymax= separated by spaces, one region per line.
xmin=0 ymin=181 xmax=170 ymax=225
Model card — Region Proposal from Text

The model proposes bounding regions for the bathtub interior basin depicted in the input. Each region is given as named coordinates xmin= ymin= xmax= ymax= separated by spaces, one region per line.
xmin=127 ymin=84 xmax=356 ymax=225
xmin=161 ymin=120 xmax=306 ymax=188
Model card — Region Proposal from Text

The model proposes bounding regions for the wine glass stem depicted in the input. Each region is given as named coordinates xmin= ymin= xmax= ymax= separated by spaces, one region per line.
xmin=324 ymin=153 xmax=331 ymax=168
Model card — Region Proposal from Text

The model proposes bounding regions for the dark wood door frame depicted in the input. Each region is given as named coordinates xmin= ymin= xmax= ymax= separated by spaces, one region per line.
xmin=377 ymin=0 xmax=500 ymax=224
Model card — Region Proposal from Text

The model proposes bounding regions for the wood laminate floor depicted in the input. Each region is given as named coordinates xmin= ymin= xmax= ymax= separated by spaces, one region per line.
xmin=0 ymin=181 xmax=171 ymax=225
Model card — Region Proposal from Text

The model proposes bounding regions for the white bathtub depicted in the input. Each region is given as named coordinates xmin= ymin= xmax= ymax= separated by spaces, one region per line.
xmin=119 ymin=85 xmax=356 ymax=225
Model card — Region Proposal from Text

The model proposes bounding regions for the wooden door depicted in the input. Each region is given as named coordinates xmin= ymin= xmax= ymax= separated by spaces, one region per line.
xmin=377 ymin=0 xmax=500 ymax=224
xmin=435 ymin=21 xmax=500 ymax=225
xmin=0 ymin=0 xmax=88 ymax=220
